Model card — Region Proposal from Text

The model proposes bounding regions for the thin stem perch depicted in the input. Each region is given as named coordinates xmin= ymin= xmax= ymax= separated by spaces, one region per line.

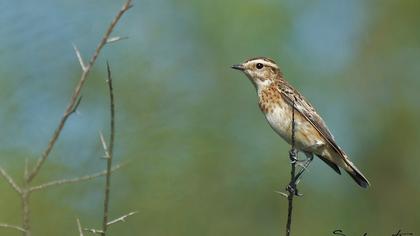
xmin=101 ymin=62 xmax=116 ymax=236
xmin=285 ymin=100 xmax=297 ymax=236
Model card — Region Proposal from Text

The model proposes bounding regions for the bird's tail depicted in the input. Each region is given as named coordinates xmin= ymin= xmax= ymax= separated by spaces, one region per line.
xmin=342 ymin=157 xmax=370 ymax=188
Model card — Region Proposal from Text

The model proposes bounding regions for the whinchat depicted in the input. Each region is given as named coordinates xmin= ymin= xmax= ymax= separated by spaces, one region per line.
xmin=232 ymin=57 xmax=369 ymax=188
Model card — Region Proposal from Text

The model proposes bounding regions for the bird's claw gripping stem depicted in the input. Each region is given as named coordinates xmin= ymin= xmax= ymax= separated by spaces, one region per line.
xmin=289 ymin=149 xmax=298 ymax=164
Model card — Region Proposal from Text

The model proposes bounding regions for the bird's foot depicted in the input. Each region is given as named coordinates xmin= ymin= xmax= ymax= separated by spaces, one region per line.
xmin=288 ymin=149 xmax=298 ymax=164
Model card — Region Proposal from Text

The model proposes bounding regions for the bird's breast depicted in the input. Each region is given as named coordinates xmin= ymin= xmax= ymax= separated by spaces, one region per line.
xmin=258 ymin=88 xmax=292 ymax=141
xmin=263 ymin=101 xmax=293 ymax=142
xmin=258 ymin=89 xmax=325 ymax=152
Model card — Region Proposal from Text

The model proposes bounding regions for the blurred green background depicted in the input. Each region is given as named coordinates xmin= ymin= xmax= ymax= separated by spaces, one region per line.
xmin=1 ymin=0 xmax=420 ymax=235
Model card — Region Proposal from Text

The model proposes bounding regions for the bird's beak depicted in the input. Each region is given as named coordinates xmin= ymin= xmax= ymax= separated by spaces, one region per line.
xmin=231 ymin=64 xmax=245 ymax=71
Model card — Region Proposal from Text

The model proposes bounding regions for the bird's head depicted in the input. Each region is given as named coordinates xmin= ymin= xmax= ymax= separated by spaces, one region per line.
xmin=231 ymin=57 xmax=282 ymax=89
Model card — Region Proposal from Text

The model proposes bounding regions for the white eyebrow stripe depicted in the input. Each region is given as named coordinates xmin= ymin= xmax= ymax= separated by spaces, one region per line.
xmin=248 ymin=59 xmax=278 ymax=68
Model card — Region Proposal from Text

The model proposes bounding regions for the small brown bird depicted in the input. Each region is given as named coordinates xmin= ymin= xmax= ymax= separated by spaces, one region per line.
xmin=232 ymin=57 xmax=369 ymax=188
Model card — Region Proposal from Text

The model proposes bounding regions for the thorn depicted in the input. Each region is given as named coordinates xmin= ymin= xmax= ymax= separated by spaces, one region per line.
xmin=76 ymin=218 xmax=84 ymax=236
xmin=83 ymin=228 xmax=104 ymax=234
xmin=106 ymin=36 xmax=129 ymax=44
xmin=72 ymin=43 xmax=87 ymax=72
xmin=99 ymin=131 xmax=110 ymax=159
xmin=106 ymin=211 xmax=138 ymax=226
xmin=275 ymin=191 xmax=289 ymax=198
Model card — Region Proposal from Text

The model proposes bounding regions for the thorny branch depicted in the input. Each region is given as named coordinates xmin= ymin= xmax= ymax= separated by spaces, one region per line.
xmin=82 ymin=63 xmax=136 ymax=235
xmin=0 ymin=1 xmax=133 ymax=235
xmin=81 ymin=63 xmax=136 ymax=235
xmin=0 ymin=163 xmax=120 ymax=236
xmin=25 ymin=0 xmax=133 ymax=183
xmin=29 ymin=163 xmax=124 ymax=192
xmin=101 ymin=62 xmax=116 ymax=236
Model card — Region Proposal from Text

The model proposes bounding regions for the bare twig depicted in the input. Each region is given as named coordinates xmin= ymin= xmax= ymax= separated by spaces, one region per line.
xmin=25 ymin=0 xmax=133 ymax=183
xmin=21 ymin=188 xmax=31 ymax=235
xmin=101 ymin=61 xmax=116 ymax=236
xmin=71 ymin=96 xmax=83 ymax=115
xmin=107 ymin=211 xmax=137 ymax=227
xmin=21 ymin=158 xmax=32 ymax=236
xmin=0 ymin=166 xmax=21 ymax=194
xmin=77 ymin=218 xmax=84 ymax=236
xmin=285 ymin=100 xmax=297 ymax=236
xmin=29 ymin=163 xmax=124 ymax=192
xmin=24 ymin=159 xmax=29 ymax=180
xmin=0 ymin=223 xmax=27 ymax=233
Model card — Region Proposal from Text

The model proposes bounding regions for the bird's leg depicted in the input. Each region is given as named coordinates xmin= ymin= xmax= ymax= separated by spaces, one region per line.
xmin=286 ymin=149 xmax=303 ymax=196
xmin=295 ymin=156 xmax=309 ymax=166
xmin=288 ymin=149 xmax=308 ymax=164
xmin=289 ymin=151 xmax=311 ymax=174
xmin=293 ymin=152 xmax=314 ymax=184
xmin=293 ymin=143 xmax=325 ymax=182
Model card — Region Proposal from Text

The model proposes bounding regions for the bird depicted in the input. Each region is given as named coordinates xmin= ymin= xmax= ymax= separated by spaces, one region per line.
xmin=231 ymin=57 xmax=369 ymax=188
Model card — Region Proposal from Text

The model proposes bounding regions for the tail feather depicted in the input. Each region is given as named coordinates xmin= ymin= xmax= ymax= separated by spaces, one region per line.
xmin=316 ymin=154 xmax=341 ymax=175
xmin=343 ymin=159 xmax=370 ymax=188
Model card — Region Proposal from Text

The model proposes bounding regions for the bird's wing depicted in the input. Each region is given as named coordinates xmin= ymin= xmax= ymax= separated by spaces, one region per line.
xmin=277 ymin=83 xmax=345 ymax=157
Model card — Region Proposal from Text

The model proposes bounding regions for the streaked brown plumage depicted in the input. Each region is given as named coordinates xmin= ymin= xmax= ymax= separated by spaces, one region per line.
xmin=232 ymin=57 xmax=369 ymax=188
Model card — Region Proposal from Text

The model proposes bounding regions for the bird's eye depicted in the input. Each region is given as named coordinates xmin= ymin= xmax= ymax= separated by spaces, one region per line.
xmin=256 ymin=63 xmax=264 ymax=69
